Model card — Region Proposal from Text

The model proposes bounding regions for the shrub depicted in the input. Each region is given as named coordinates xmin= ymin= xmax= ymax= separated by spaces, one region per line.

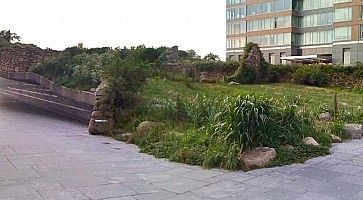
xmin=32 ymin=52 xmax=102 ymax=90
xmin=293 ymin=65 xmax=329 ymax=87
xmin=265 ymin=64 xmax=300 ymax=83
xmin=100 ymin=50 xmax=150 ymax=109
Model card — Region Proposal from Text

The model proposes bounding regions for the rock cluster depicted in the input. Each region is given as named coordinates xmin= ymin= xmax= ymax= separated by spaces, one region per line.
xmin=88 ymin=82 xmax=115 ymax=135
xmin=0 ymin=45 xmax=55 ymax=72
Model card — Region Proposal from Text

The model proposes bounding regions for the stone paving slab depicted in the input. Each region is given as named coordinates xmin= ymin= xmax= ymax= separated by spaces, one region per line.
xmin=2 ymin=95 xmax=363 ymax=200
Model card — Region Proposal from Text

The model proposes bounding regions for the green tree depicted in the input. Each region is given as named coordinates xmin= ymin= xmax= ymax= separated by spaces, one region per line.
xmin=0 ymin=30 xmax=21 ymax=42
xmin=203 ymin=53 xmax=220 ymax=61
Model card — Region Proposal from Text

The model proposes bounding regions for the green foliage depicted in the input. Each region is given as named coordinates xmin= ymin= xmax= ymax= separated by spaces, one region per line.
xmin=293 ymin=65 xmax=329 ymax=87
xmin=203 ymin=53 xmax=220 ymax=61
xmin=134 ymin=94 xmax=331 ymax=170
xmin=230 ymin=43 xmax=269 ymax=84
xmin=100 ymin=50 xmax=150 ymax=109
xmin=265 ymin=64 xmax=300 ymax=83
xmin=192 ymin=60 xmax=239 ymax=72
xmin=270 ymin=143 xmax=330 ymax=167
xmin=0 ymin=30 xmax=21 ymax=43
xmin=32 ymin=52 xmax=102 ymax=90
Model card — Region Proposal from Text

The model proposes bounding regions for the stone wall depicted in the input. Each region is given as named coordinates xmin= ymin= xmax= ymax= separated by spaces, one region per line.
xmin=0 ymin=45 xmax=55 ymax=72
xmin=88 ymin=82 xmax=115 ymax=135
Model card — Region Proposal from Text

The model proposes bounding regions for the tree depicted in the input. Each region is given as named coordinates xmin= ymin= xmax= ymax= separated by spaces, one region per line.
xmin=203 ymin=53 xmax=220 ymax=61
xmin=0 ymin=30 xmax=21 ymax=43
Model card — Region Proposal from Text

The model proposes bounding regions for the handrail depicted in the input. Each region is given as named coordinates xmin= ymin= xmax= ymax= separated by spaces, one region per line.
xmin=0 ymin=71 xmax=95 ymax=105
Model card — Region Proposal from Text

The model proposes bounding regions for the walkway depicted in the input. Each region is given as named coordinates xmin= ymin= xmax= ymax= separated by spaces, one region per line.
xmin=1 ymin=95 xmax=363 ymax=200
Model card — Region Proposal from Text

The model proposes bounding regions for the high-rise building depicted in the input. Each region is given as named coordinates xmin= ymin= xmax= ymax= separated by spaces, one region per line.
xmin=226 ymin=0 xmax=363 ymax=65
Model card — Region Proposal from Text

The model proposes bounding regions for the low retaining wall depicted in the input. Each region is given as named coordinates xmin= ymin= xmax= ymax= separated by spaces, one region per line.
xmin=0 ymin=71 xmax=95 ymax=105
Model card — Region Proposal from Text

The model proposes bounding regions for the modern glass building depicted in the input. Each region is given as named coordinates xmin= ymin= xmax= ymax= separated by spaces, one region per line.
xmin=226 ymin=0 xmax=363 ymax=65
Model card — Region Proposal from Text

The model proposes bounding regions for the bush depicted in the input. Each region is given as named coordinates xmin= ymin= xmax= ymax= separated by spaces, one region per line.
xmin=265 ymin=64 xmax=300 ymax=83
xmin=100 ymin=50 xmax=150 ymax=109
xmin=31 ymin=52 xmax=102 ymax=90
xmin=293 ymin=65 xmax=329 ymax=87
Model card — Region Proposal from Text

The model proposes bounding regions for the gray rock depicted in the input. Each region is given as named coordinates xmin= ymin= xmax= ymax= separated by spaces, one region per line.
xmin=331 ymin=134 xmax=342 ymax=143
xmin=136 ymin=121 xmax=159 ymax=136
xmin=303 ymin=137 xmax=319 ymax=146
xmin=88 ymin=118 xmax=114 ymax=135
xmin=343 ymin=124 xmax=363 ymax=139
xmin=319 ymin=112 xmax=332 ymax=122
xmin=239 ymin=147 xmax=277 ymax=171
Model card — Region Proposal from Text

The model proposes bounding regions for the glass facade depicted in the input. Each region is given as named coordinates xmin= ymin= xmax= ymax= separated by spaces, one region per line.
xmin=226 ymin=6 xmax=246 ymax=20
xmin=300 ymin=12 xmax=333 ymax=27
xmin=227 ymin=37 xmax=246 ymax=49
xmin=227 ymin=21 xmax=246 ymax=36
xmin=247 ymin=0 xmax=292 ymax=16
xmin=300 ymin=30 xmax=334 ymax=45
xmin=247 ymin=16 xmax=291 ymax=31
xmin=247 ymin=33 xmax=291 ymax=46
xmin=226 ymin=0 xmax=245 ymax=6
xmin=226 ymin=0 xmax=357 ymax=50
xmin=334 ymin=7 xmax=352 ymax=22
xmin=301 ymin=0 xmax=333 ymax=11
xmin=334 ymin=27 xmax=351 ymax=41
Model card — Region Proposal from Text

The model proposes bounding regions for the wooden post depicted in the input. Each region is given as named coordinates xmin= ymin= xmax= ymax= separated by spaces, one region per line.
xmin=334 ymin=93 xmax=338 ymax=118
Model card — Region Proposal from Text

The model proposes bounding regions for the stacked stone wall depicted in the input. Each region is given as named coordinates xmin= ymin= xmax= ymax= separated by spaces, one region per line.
xmin=0 ymin=45 xmax=56 ymax=72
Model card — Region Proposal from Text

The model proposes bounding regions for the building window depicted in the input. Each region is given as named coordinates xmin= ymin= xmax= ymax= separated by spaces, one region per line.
xmin=335 ymin=27 xmax=351 ymax=41
xmin=269 ymin=53 xmax=275 ymax=64
xmin=280 ymin=52 xmax=287 ymax=64
xmin=343 ymin=48 xmax=351 ymax=66
xmin=334 ymin=8 xmax=352 ymax=22
xmin=334 ymin=0 xmax=352 ymax=4
xmin=228 ymin=55 xmax=235 ymax=60
xmin=360 ymin=25 xmax=363 ymax=40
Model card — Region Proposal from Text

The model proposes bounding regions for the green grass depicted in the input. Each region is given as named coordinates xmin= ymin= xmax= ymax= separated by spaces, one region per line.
xmin=142 ymin=78 xmax=363 ymax=111
xmin=123 ymin=78 xmax=363 ymax=171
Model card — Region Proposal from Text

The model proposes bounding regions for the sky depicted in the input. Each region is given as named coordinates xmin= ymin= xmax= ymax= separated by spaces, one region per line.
xmin=0 ymin=0 xmax=226 ymax=59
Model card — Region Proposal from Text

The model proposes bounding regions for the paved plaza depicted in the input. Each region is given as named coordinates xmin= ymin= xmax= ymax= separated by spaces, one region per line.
xmin=2 ymin=95 xmax=363 ymax=200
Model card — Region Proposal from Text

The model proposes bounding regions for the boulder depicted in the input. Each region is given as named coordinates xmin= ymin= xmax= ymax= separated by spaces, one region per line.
xmin=331 ymin=134 xmax=342 ymax=143
xmin=239 ymin=147 xmax=277 ymax=171
xmin=228 ymin=81 xmax=240 ymax=86
xmin=319 ymin=112 xmax=332 ymax=122
xmin=88 ymin=118 xmax=114 ymax=135
xmin=303 ymin=137 xmax=319 ymax=146
xmin=343 ymin=124 xmax=363 ymax=139
xmin=136 ymin=121 xmax=159 ymax=136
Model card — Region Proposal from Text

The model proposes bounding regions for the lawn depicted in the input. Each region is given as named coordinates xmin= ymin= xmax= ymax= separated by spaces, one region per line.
xmin=121 ymin=78 xmax=363 ymax=170
xmin=142 ymin=78 xmax=363 ymax=112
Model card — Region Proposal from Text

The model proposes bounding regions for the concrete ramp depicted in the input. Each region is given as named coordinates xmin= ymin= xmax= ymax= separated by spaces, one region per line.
xmin=0 ymin=77 xmax=93 ymax=123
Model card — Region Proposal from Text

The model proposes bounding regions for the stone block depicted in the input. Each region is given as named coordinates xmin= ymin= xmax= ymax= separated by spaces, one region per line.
xmin=343 ymin=124 xmax=363 ymax=139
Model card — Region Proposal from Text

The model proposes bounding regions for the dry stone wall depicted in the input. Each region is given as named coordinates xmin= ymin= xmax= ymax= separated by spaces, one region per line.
xmin=88 ymin=82 xmax=115 ymax=135
xmin=0 ymin=45 xmax=55 ymax=72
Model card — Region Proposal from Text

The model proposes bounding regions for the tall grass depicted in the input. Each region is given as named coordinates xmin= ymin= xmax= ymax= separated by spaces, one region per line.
xmin=135 ymin=94 xmax=332 ymax=170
